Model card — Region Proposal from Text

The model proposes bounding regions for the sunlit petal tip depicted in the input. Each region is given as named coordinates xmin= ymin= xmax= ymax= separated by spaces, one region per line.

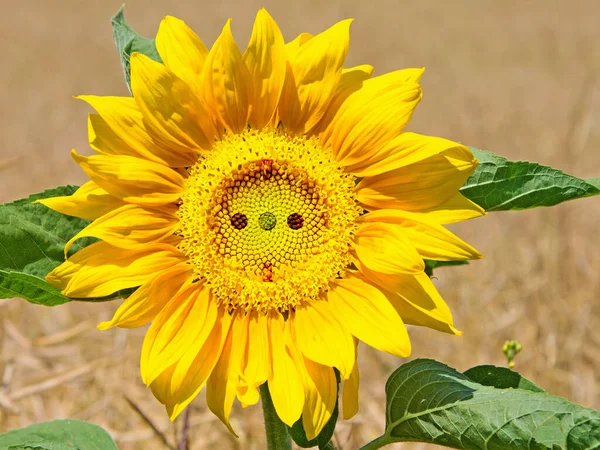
xmin=222 ymin=18 xmax=233 ymax=34
xmin=161 ymin=14 xmax=179 ymax=24
xmin=156 ymin=15 xmax=209 ymax=86
xmin=202 ymin=17 xmax=252 ymax=133
xmin=471 ymin=249 xmax=484 ymax=260
xmin=328 ymin=17 xmax=354 ymax=42
xmin=96 ymin=321 xmax=112 ymax=331
xmin=244 ymin=6 xmax=286 ymax=129
xmin=412 ymin=67 xmax=426 ymax=83
xmin=257 ymin=7 xmax=271 ymax=17
xmin=450 ymin=325 xmax=463 ymax=336
xmin=45 ymin=272 xmax=61 ymax=289
xmin=167 ymin=403 xmax=188 ymax=422
xmin=217 ymin=19 xmax=241 ymax=54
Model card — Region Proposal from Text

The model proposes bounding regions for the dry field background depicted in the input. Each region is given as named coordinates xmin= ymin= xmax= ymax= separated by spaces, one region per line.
xmin=1 ymin=0 xmax=599 ymax=449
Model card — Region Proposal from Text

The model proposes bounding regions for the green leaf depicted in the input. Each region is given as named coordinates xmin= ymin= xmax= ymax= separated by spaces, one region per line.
xmin=587 ymin=177 xmax=600 ymax=190
xmin=288 ymin=402 xmax=339 ymax=449
xmin=424 ymin=260 xmax=469 ymax=277
xmin=461 ymin=147 xmax=600 ymax=211
xmin=111 ymin=5 xmax=162 ymax=92
xmin=0 ymin=186 xmax=90 ymax=275
xmin=0 ymin=270 xmax=71 ymax=306
xmin=0 ymin=419 xmax=118 ymax=450
xmin=0 ymin=186 xmax=132 ymax=305
xmin=463 ymin=365 xmax=545 ymax=393
xmin=360 ymin=359 xmax=600 ymax=450
xmin=288 ymin=371 xmax=340 ymax=449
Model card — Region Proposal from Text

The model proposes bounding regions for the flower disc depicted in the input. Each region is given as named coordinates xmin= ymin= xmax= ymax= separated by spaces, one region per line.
xmin=178 ymin=128 xmax=360 ymax=312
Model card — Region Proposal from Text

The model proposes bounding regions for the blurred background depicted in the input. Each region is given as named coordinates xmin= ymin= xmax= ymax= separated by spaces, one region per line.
xmin=1 ymin=0 xmax=599 ymax=448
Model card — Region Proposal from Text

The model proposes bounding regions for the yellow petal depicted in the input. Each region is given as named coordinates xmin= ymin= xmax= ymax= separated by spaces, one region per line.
xmin=328 ymin=275 xmax=411 ymax=357
xmin=64 ymin=203 xmax=179 ymax=257
xmin=358 ymin=209 xmax=482 ymax=261
xmin=322 ymin=69 xmax=424 ymax=167
xmin=237 ymin=310 xmax=271 ymax=406
xmin=156 ymin=16 xmax=208 ymax=90
xmin=284 ymin=32 xmax=312 ymax=60
xmin=346 ymin=132 xmax=467 ymax=178
xmin=202 ymin=19 xmax=252 ymax=134
xmin=302 ymin=358 xmax=337 ymax=441
xmin=81 ymin=97 xmax=196 ymax=167
xmin=243 ymin=9 xmax=286 ymax=129
xmin=206 ymin=311 xmax=247 ymax=436
xmin=356 ymin=146 xmax=478 ymax=212
xmin=278 ymin=20 xmax=352 ymax=134
xmin=88 ymin=113 xmax=153 ymax=161
xmin=267 ymin=310 xmax=304 ymax=426
xmin=46 ymin=241 xmax=182 ymax=298
xmin=293 ymin=301 xmax=355 ymax=379
xmin=313 ymin=64 xmax=374 ymax=134
xmin=141 ymin=283 xmax=218 ymax=386
xmin=412 ymin=192 xmax=485 ymax=224
xmin=35 ymin=181 xmax=125 ymax=221
xmin=360 ymin=267 xmax=461 ymax=335
xmin=353 ymin=222 xmax=424 ymax=275
xmin=98 ymin=264 xmax=192 ymax=330
xmin=342 ymin=338 xmax=359 ymax=420
xmin=149 ymin=307 xmax=232 ymax=420
xmin=167 ymin=307 xmax=232 ymax=417
xmin=71 ymin=150 xmax=184 ymax=206
xmin=130 ymin=52 xmax=215 ymax=150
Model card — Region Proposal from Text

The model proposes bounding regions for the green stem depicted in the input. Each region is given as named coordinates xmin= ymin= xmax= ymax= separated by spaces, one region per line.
xmin=357 ymin=434 xmax=394 ymax=450
xmin=260 ymin=384 xmax=292 ymax=450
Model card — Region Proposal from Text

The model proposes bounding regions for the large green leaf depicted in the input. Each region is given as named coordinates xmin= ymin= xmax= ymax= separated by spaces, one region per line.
xmin=0 ymin=419 xmax=118 ymax=450
xmin=461 ymin=147 xmax=600 ymax=211
xmin=0 ymin=186 xmax=89 ymax=305
xmin=0 ymin=186 xmax=90 ymax=275
xmin=360 ymin=359 xmax=600 ymax=450
xmin=111 ymin=5 xmax=162 ymax=92
xmin=0 ymin=186 xmax=131 ymax=305
xmin=0 ymin=270 xmax=72 ymax=306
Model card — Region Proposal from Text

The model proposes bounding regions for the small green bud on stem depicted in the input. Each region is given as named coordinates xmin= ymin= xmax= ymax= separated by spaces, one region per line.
xmin=502 ymin=340 xmax=522 ymax=369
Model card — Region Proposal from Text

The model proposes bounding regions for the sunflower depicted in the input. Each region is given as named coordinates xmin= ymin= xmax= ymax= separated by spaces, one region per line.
xmin=39 ymin=9 xmax=483 ymax=439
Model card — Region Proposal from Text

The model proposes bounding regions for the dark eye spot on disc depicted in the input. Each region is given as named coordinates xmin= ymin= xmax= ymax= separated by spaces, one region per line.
xmin=287 ymin=213 xmax=304 ymax=230
xmin=231 ymin=213 xmax=248 ymax=230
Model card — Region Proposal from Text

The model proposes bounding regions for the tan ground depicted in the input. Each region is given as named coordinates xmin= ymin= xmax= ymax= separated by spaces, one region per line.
xmin=1 ymin=0 xmax=599 ymax=448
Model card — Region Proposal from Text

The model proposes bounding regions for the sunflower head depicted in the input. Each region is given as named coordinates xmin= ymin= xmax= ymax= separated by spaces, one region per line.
xmin=40 ymin=8 xmax=483 ymax=439
xmin=178 ymin=128 xmax=361 ymax=313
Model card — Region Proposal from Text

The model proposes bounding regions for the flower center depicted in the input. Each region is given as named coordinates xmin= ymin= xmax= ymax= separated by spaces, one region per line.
xmin=258 ymin=212 xmax=277 ymax=230
xmin=177 ymin=128 xmax=360 ymax=313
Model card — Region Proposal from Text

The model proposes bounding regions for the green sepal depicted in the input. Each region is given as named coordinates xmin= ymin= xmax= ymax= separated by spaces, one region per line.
xmin=111 ymin=5 xmax=162 ymax=92
xmin=424 ymin=259 xmax=469 ymax=277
